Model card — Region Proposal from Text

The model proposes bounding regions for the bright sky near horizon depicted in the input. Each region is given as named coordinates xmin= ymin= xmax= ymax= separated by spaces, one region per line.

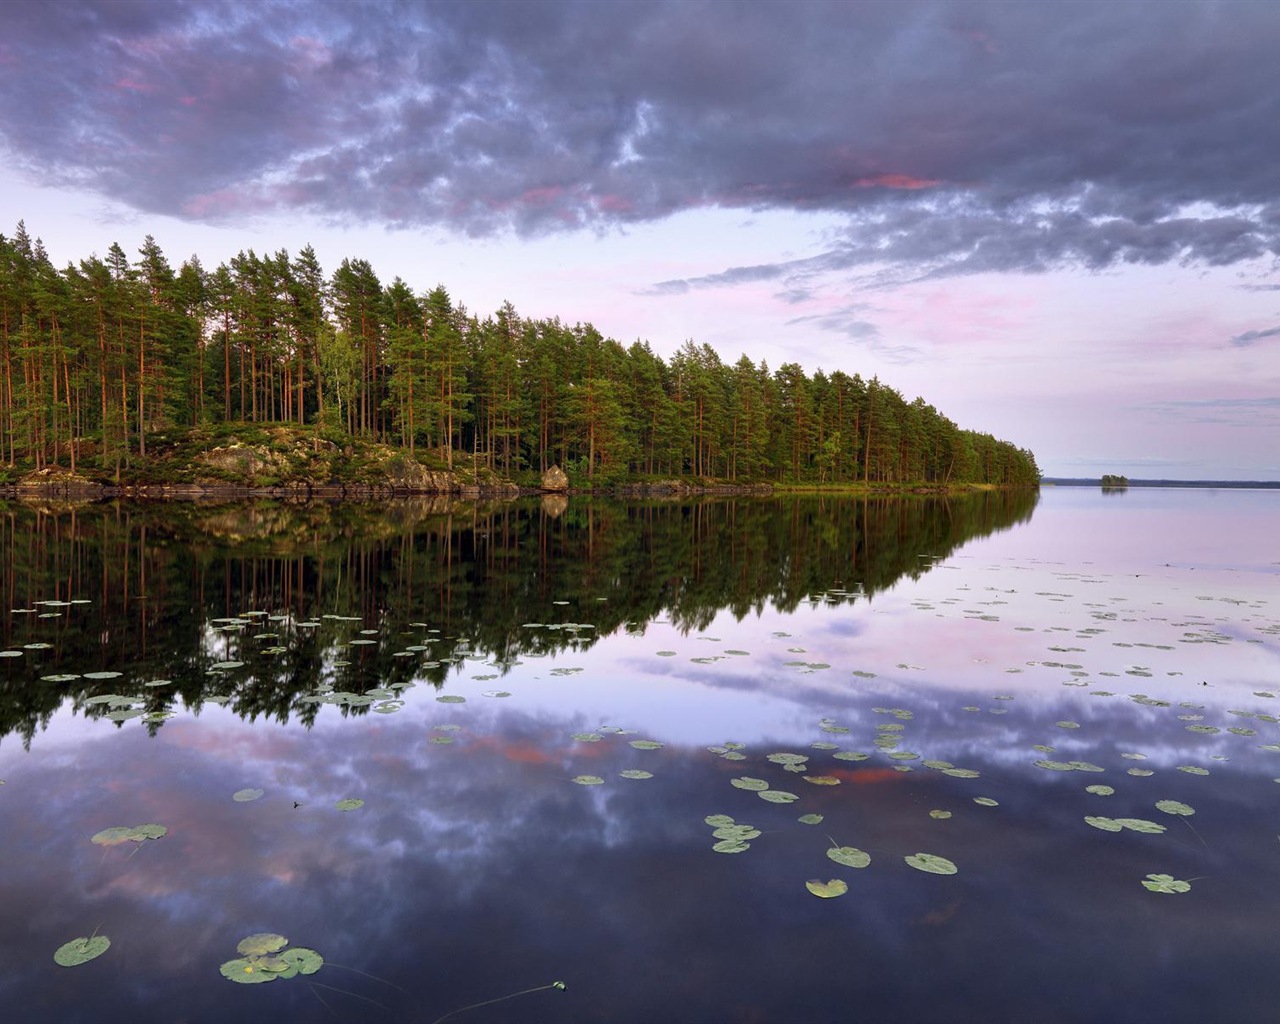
xmin=1 ymin=0 xmax=1277 ymax=480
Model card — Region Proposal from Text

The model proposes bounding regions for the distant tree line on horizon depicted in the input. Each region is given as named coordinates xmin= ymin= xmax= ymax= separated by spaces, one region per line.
xmin=0 ymin=221 xmax=1039 ymax=487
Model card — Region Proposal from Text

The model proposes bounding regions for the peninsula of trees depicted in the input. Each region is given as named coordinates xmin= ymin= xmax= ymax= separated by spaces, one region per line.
xmin=0 ymin=222 xmax=1039 ymax=490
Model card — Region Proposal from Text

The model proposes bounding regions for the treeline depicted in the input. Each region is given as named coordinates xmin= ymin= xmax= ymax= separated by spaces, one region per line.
xmin=0 ymin=221 xmax=1039 ymax=486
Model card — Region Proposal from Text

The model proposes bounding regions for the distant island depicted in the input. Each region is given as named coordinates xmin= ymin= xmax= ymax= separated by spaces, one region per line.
xmin=1101 ymin=474 xmax=1129 ymax=489
xmin=1042 ymin=478 xmax=1279 ymax=489
xmin=0 ymin=220 xmax=1039 ymax=496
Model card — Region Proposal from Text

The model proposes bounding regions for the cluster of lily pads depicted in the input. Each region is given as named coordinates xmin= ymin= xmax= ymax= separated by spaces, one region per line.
xmin=219 ymin=932 xmax=323 ymax=984
xmin=90 ymin=822 xmax=168 ymax=846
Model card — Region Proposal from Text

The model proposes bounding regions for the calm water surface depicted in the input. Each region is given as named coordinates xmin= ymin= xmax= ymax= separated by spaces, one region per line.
xmin=0 ymin=488 xmax=1276 ymax=1024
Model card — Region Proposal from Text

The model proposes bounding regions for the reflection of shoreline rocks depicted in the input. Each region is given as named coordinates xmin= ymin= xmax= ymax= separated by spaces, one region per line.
xmin=541 ymin=493 xmax=569 ymax=517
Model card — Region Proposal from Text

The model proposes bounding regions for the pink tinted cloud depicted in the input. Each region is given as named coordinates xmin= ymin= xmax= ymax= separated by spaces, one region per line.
xmin=852 ymin=173 xmax=941 ymax=190
xmin=113 ymin=77 xmax=155 ymax=93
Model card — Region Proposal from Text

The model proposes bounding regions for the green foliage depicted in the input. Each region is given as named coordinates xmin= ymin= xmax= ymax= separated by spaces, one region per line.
xmin=0 ymin=220 xmax=1039 ymax=487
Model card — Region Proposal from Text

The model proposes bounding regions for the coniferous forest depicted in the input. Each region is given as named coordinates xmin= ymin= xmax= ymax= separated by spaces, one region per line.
xmin=0 ymin=222 xmax=1039 ymax=488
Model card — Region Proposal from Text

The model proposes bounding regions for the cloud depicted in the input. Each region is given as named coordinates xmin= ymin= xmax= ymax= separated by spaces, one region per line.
xmin=3 ymin=1 xmax=1280 ymax=275
xmin=1142 ymin=396 xmax=1280 ymax=426
xmin=1230 ymin=325 xmax=1280 ymax=346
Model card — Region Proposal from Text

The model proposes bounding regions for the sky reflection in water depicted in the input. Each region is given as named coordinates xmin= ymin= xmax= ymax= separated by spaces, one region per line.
xmin=0 ymin=488 xmax=1277 ymax=1024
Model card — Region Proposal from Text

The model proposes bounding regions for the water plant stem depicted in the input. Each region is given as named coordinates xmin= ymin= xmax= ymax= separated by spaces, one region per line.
xmin=429 ymin=981 xmax=566 ymax=1024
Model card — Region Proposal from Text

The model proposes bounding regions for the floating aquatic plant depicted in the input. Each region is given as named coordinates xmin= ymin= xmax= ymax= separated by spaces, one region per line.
xmin=54 ymin=935 xmax=110 ymax=967
xmin=805 ymin=878 xmax=848 ymax=898
xmin=904 ymin=853 xmax=957 ymax=875
xmin=220 ymin=933 xmax=322 ymax=984
xmin=91 ymin=823 xmax=167 ymax=846
xmin=1141 ymin=873 xmax=1191 ymax=894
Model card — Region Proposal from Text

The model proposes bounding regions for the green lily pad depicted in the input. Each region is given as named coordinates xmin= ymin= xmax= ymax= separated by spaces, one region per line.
xmin=91 ymin=823 xmax=167 ymax=845
xmin=833 ymin=752 xmax=870 ymax=762
xmin=237 ymin=933 xmax=288 ymax=956
xmin=1155 ymin=800 xmax=1195 ymax=816
xmin=279 ymin=947 xmax=324 ymax=975
xmin=436 ymin=695 xmax=466 ymax=703
xmin=929 ymin=809 xmax=952 ymax=820
xmin=704 ymin=814 xmax=735 ymax=827
xmin=1115 ymin=817 xmax=1166 ymax=834
xmin=233 ymin=788 xmax=264 ymax=802
xmin=571 ymin=732 xmax=603 ymax=742
xmin=629 ymin=740 xmax=664 ymax=750
xmin=1085 ymin=816 xmax=1123 ymax=832
xmin=731 ymin=777 xmax=769 ymax=791
xmin=973 ymin=797 xmax=999 ymax=807
xmin=805 ymin=878 xmax=849 ymax=898
xmin=1142 ymin=873 xmax=1191 ymax=894
xmin=54 ymin=935 xmax=110 ymax=967
xmin=904 ymin=853 xmax=958 ymax=875
xmin=766 ymin=752 xmax=809 ymax=766
xmin=798 ymin=813 xmax=824 ymax=825
xmin=1085 ymin=785 xmax=1115 ymax=796
xmin=335 ymin=798 xmax=364 ymax=811
xmin=1177 ymin=765 xmax=1210 ymax=775
xmin=802 ymin=775 xmax=840 ymax=786
xmin=619 ymin=769 xmax=653 ymax=780
xmin=941 ymin=768 xmax=980 ymax=778
xmin=220 ymin=957 xmax=277 ymax=984
xmin=571 ymin=775 xmax=604 ymax=786
xmin=757 ymin=790 xmax=799 ymax=804
xmin=713 ymin=825 xmax=761 ymax=841
xmin=827 ymin=846 xmax=871 ymax=868
xmin=712 ymin=839 xmax=750 ymax=854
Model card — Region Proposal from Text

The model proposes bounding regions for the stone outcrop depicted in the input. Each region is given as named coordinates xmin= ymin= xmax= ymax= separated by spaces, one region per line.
xmin=540 ymin=465 xmax=569 ymax=492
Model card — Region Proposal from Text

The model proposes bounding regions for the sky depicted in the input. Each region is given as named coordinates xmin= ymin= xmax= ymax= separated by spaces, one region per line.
xmin=1 ymin=0 xmax=1278 ymax=480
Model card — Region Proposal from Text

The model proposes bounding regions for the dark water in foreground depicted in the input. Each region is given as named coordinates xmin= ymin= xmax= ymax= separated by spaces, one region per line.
xmin=0 ymin=489 xmax=1277 ymax=1024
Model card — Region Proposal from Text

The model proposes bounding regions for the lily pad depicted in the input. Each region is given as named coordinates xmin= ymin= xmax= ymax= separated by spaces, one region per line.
xmin=278 ymin=947 xmax=324 ymax=975
xmin=571 ymin=775 xmax=604 ymax=786
xmin=929 ymin=809 xmax=952 ymax=820
xmin=335 ymin=798 xmax=364 ymax=811
xmin=436 ymin=695 xmax=466 ymax=703
xmin=757 ymin=790 xmax=799 ymax=804
xmin=237 ymin=933 xmax=288 ymax=956
xmin=233 ymin=788 xmax=264 ymax=802
xmin=54 ymin=935 xmax=110 ymax=967
xmin=805 ymin=878 xmax=849 ymax=898
xmin=731 ymin=777 xmax=769 ymax=791
xmin=1142 ymin=873 xmax=1191 ymax=894
xmin=220 ymin=957 xmax=277 ymax=984
xmin=973 ymin=797 xmax=999 ymax=807
xmin=1155 ymin=800 xmax=1195 ymax=816
xmin=1085 ymin=785 xmax=1115 ymax=796
xmin=619 ymin=769 xmax=653 ymax=780
xmin=827 ymin=846 xmax=871 ymax=868
xmin=798 ymin=813 xmax=824 ymax=825
xmin=904 ymin=853 xmax=958 ymax=875
xmin=629 ymin=740 xmax=664 ymax=750
xmin=1115 ymin=817 xmax=1167 ymax=834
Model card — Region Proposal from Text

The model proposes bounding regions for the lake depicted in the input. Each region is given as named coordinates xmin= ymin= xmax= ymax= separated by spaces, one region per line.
xmin=0 ymin=487 xmax=1276 ymax=1023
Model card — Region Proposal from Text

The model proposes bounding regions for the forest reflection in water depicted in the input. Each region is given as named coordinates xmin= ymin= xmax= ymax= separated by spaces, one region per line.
xmin=3 ymin=487 xmax=1279 ymax=1024
xmin=0 ymin=490 xmax=1034 ymax=746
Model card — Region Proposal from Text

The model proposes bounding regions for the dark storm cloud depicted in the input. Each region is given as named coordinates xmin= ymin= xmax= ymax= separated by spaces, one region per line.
xmin=3 ymin=0 xmax=1280 ymax=275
